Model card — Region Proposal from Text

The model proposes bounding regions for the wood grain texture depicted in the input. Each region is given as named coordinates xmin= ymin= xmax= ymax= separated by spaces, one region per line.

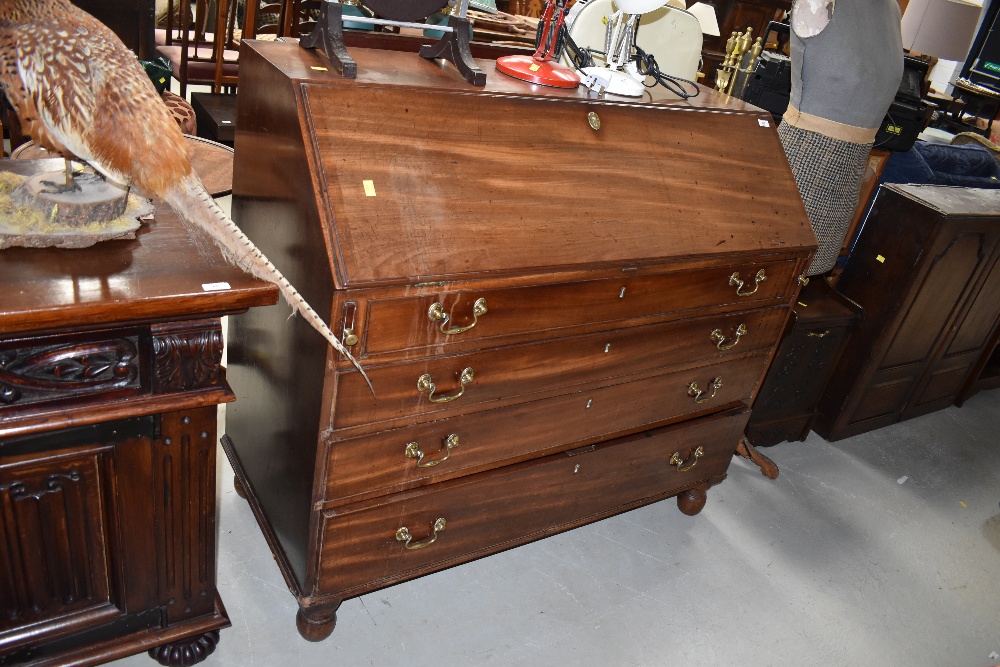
xmin=224 ymin=40 xmax=816 ymax=639
xmin=317 ymin=409 xmax=749 ymax=599
xmin=815 ymin=185 xmax=1000 ymax=440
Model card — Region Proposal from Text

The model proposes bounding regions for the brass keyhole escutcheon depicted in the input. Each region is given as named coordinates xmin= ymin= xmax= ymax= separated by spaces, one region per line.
xmin=587 ymin=111 xmax=601 ymax=131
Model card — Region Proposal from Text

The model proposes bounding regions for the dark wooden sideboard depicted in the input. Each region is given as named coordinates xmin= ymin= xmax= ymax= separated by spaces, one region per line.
xmin=71 ymin=0 xmax=156 ymax=60
xmin=815 ymin=184 xmax=1000 ymax=440
xmin=700 ymin=0 xmax=792 ymax=80
xmin=0 ymin=160 xmax=277 ymax=667
xmin=223 ymin=40 xmax=815 ymax=640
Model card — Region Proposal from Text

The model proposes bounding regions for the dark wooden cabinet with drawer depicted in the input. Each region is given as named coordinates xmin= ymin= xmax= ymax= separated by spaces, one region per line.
xmin=0 ymin=193 xmax=276 ymax=666
xmin=223 ymin=41 xmax=816 ymax=641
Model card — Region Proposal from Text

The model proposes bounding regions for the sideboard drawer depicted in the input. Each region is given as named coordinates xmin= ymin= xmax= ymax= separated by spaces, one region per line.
xmin=317 ymin=408 xmax=749 ymax=598
xmin=333 ymin=308 xmax=785 ymax=429
xmin=361 ymin=260 xmax=800 ymax=356
xmin=326 ymin=352 xmax=770 ymax=502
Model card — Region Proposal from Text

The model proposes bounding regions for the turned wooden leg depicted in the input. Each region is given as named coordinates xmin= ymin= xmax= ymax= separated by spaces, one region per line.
xmin=295 ymin=600 xmax=342 ymax=642
xmin=233 ymin=475 xmax=247 ymax=499
xmin=676 ymin=485 xmax=708 ymax=516
xmin=735 ymin=437 xmax=780 ymax=479
xmin=148 ymin=630 xmax=220 ymax=666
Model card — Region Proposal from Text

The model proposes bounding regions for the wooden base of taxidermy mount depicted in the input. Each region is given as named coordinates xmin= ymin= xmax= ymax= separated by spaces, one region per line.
xmin=0 ymin=164 xmax=153 ymax=249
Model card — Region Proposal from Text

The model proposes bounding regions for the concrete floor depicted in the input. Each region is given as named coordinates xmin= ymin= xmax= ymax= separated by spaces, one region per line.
xmin=110 ymin=387 xmax=1000 ymax=667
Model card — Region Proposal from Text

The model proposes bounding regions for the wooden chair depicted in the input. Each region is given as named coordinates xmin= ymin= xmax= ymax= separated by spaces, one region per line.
xmin=156 ymin=0 xmax=246 ymax=98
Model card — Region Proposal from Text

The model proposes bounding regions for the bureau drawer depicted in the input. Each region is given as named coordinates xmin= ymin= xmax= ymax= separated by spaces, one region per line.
xmin=361 ymin=260 xmax=800 ymax=356
xmin=326 ymin=352 xmax=770 ymax=503
xmin=334 ymin=308 xmax=785 ymax=429
xmin=317 ymin=408 xmax=750 ymax=598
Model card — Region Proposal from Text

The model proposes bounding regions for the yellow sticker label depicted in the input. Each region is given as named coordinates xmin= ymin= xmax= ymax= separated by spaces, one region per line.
xmin=311 ymin=66 xmax=328 ymax=71
xmin=960 ymin=501 xmax=968 ymax=508
xmin=363 ymin=180 xmax=376 ymax=197
xmin=876 ymin=254 xmax=886 ymax=263
xmin=529 ymin=63 xmax=541 ymax=72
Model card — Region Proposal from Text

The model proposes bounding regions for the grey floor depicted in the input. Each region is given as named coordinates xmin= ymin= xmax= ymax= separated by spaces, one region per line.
xmin=110 ymin=388 xmax=1000 ymax=667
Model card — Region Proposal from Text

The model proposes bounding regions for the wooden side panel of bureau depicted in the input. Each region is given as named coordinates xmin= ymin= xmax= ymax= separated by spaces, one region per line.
xmin=224 ymin=40 xmax=815 ymax=640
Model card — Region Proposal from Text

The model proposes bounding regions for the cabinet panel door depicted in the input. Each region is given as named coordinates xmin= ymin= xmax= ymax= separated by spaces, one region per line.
xmin=0 ymin=444 xmax=122 ymax=651
xmin=881 ymin=232 xmax=992 ymax=369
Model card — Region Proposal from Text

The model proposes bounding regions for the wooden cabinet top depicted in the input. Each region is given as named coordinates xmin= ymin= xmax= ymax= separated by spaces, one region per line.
xmin=236 ymin=41 xmax=816 ymax=288
xmin=888 ymin=184 xmax=1000 ymax=217
xmin=0 ymin=161 xmax=278 ymax=336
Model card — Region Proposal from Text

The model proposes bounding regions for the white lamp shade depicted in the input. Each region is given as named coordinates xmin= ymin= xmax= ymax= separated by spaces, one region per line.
xmin=687 ymin=2 xmax=720 ymax=36
xmin=615 ymin=0 xmax=670 ymax=14
xmin=901 ymin=0 xmax=983 ymax=62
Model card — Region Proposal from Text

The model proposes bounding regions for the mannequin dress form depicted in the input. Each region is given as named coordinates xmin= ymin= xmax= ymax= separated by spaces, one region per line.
xmin=779 ymin=0 xmax=903 ymax=275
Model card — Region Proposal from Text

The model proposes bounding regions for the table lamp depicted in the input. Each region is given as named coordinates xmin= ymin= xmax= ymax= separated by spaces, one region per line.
xmin=901 ymin=0 xmax=982 ymax=62
xmin=687 ymin=2 xmax=720 ymax=37
xmin=495 ymin=0 xmax=581 ymax=88
xmin=579 ymin=0 xmax=670 ymax=96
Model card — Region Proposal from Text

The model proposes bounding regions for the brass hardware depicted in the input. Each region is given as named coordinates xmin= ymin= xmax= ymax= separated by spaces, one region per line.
xmin=395 ymin=518 xmax=447 ymax=550
xmin=587 ymin=111 xmax=601 ymax=130
xmin=343 ymin=328 xmax=359 ymax=346
xmin=710 ymin=323 xmax=747 ymax=350
xmin=729 ymin=268 xmax=767 ymax=297
xmin=405 ymin=434 xmax=459 ymax=468
xmin=807 ymin=329 xmax=831 ymax=338
xmin=687 ymin=377 xmax=723 ymax=404
xmin=798 ymin=275 xmax=810 ymax=286
xmin=669 ymin=446 xmax=704 ymax=472
xmin=417 ymin=367 xmax=475 ymax=403
xmin=427 ymin=298 xmax=488 ymax=335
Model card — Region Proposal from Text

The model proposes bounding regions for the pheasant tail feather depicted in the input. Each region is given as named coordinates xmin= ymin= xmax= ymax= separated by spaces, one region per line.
xmin=165 ymin=175 xmax=373 ymax=393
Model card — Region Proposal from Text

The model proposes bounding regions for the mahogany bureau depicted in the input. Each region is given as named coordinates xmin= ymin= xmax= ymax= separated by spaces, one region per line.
xmin=223 ymin=40 xmax=816 ymax=640
xmin=0 ymin=160 xmax=277 ymax=667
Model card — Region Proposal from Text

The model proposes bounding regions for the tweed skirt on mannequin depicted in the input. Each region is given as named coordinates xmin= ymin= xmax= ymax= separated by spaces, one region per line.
xmin=778 ymin=121 xmax=872 ymax=275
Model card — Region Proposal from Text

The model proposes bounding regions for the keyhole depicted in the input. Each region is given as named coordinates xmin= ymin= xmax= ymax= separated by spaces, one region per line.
xmin=604 ymin=343 xmax=611 ymax=353
xmin=619 ymin=287 xmax=626 ymax=299
xmin=573 ymin=464 xmax=580 ymax=474
xmin=586 ymin=399 xmax=593 ymax=408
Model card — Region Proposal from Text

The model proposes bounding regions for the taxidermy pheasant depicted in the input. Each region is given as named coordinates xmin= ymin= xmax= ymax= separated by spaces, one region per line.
xmin=0 ymin=0 xmax=370 ymax=387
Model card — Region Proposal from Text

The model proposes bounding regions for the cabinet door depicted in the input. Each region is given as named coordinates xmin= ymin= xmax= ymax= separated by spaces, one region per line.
xmin=907 ymin=240 xmax=1000 ymax=416
xmin=0 ymin=442 xmax=124 ymax=652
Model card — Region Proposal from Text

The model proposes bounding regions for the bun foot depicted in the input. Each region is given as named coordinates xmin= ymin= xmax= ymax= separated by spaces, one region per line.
xmin=296 ymin=601 xmax=341 ymax=642
xmin=677 ymin=486 xmax=708 ymax=516
xmin=233 ymin=475 xmax=247 ymax=499
xmin=148 ymin=630 xmax=220 ymax=666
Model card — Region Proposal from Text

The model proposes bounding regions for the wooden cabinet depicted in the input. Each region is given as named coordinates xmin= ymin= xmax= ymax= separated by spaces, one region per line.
xmin=745 ymin=278 xmax=862 ymax=447
xmin=0 ymin=168 xmax=277 ymax=667
xmin=700 ymin=0 xmax=792 ymax=80
xmin=815 ymin=184 xmax=1000 ymax=440
xmin=223 ymin=41 xmax=815 ymax=640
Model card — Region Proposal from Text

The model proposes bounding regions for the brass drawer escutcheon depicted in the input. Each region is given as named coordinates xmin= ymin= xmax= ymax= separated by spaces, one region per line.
xmin=405 ymin=433 xmax=459 ymax=468
xmin=710 ymin=323 xmax=747 ymax=350
xmin=396 ymin=517 xmax=447 ymax=550
xmin=417 ymin=367 xmax=475 ymax=403
xmin=729 ymin=269 xmax=767 ymax=297
xmin=669 ymin=446 xmax=704 ymax=472
xmin=427 ymin=298 xmax=488 ymax=335
xmin=687 ymin=377 xmax=722 ymax=404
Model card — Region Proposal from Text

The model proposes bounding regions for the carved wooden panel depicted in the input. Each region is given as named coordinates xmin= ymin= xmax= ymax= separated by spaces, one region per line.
xmin=152 ymin=321 xmax=225 ymax=394
xmin=151 ymin=407 xmax=219 ymax=624
xmin=0 ymin=446 xmax=120 ymax=640
xmin=0 ymin=333 xmax=141 ymax=408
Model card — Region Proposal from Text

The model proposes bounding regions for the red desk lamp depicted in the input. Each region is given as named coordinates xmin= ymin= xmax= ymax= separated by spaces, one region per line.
xmin=495 ymin=0 xmax=580 ymax=88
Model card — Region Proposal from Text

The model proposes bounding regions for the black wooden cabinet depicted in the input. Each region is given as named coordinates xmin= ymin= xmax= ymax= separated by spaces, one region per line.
xmin=745 ymin=278 xmax=862 ymax=447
